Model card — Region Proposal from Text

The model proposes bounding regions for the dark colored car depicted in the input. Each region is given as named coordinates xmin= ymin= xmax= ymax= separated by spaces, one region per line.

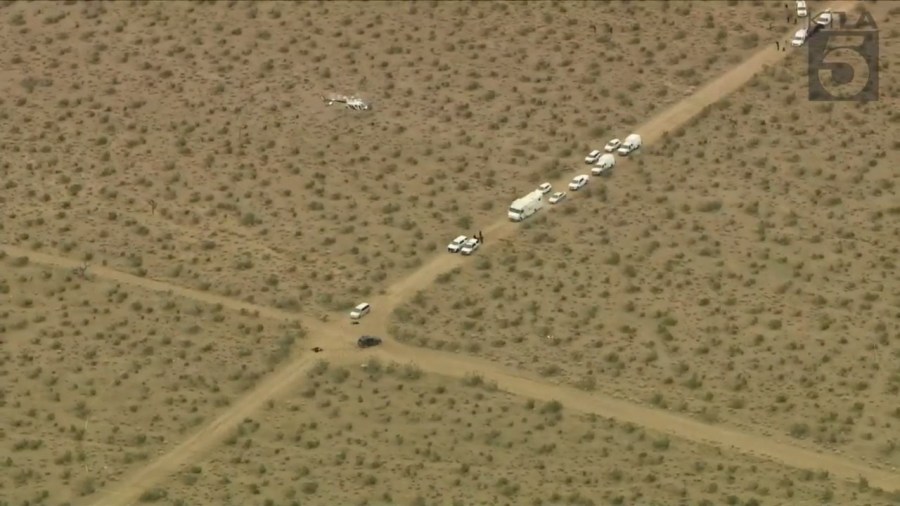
xmin=357 ymin=335 xmax=382 ymax=348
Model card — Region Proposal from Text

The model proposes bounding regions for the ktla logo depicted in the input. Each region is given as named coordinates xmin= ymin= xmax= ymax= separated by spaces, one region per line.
xmin=808 ymin=8 xmax=879 ymax=102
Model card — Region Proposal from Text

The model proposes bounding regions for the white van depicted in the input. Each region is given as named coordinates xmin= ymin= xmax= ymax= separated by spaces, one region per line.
xmin=796 ymin=0 xmax=808 ymax=17
xmin=592 ymin=153 xmax=616 ymax=176
xmin=791 ymin=28 xmax=807 ymax=47
xmin=350 ymin=302 xmax=371 ymax=320
xmin=616 ymin=134 xmax=642 ymax=156
xmin=508 ymin=190 xmax=544 ymax=222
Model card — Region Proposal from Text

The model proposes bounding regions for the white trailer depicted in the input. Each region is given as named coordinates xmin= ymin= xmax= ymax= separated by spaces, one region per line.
xmin=508 ymin=190 xmax=544 ymax=222
xmin=616 ymin=133 xmax=642 ymax=156
xmin=592 ymin=153 xmax=616 ymax=176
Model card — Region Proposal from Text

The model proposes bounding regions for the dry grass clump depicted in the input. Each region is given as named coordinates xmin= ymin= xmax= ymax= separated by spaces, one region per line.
xmin=0 ymin=260 xmax=306 ymax=504
xmin=159 ymin=361 xmax=885 ymax=506
xmin=0 ymin=0 xmax=780 ymax=315
xmin=390 ymin=31 xmax=900 ymax=467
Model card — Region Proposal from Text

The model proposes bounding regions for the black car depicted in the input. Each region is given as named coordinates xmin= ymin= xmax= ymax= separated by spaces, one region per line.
xmin=357 ymin=335 xmax=382 ymax=348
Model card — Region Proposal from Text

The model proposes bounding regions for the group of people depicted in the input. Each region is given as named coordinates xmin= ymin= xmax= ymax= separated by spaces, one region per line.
xmin=775 ymin=3 xmax=812 ymax=51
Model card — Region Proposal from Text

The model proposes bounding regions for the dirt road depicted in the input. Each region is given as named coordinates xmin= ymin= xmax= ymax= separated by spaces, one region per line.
xmin=8 ymin=238 xmax=896 ymax=502
xmin=8 ymin=2 xmax=897 ymax=503
xmin=0 ymin=247 xmax=300 ymax=323
xmin=361 ymin=0 xmax=861 ymax=310
xmin=378 ymin=341 xmax=900 ymax=491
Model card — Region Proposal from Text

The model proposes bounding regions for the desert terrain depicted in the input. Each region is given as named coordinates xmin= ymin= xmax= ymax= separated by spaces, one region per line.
xmin=1 ymin=0 xmax=899 ymax=505
xmin=389 ymin=0 xmax=900 ymax=473
xmin=162 ymin=362 xmax=888 ymax=506
xmin=1 ymin=0 xmax=782 ymax=318
xmin=0 ymin=257 xmax=309 ymax=504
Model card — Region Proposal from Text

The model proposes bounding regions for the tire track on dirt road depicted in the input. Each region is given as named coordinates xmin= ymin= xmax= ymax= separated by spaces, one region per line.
xmin=0 ymin=243 xmax=366 ymax=505
xmin=82 ymin=353 xmax=359 ymax=506
xmin=12 ymin=2 xmax=896 ymax=501
xmin=0 ymin=245 xmax=297 ymax=323
xmin=363 ymin=0 xmax=866 ymax=309
xmin=373 ymin=341 xmax=900 ymax=492
xmin=9 ymin=236 xmax=897 ymax=499
xmin=0 ymin=244 xmax=371 ymax=354
xmin=292 ymin=1 xmax=899 ymax=493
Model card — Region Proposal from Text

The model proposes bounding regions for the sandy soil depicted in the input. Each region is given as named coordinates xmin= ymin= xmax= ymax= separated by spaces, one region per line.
xmin=11 ymin=248 xmax=896 ymax=504
xmin=158 ymin=363 xmax=890 ymax=506
xmin=389 ymin=0 xmax=900 ymax=472
xmin=2 ymin=1 xmax=899 ymax=505
xmin=0 ymin=258 xmax=307 ymax=504
xmin=0 ymin=0 xmax=781 ymax=319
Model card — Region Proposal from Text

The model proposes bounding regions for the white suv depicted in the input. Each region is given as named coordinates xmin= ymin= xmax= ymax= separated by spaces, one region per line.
xmin=350 ymin=302 xmax=371 ymax=320
xmin=569 ymin=175 xmax=589 ymax=191
xmin=447 ymin=235 xmax=467 ymax=253
xmin=460 ymin=238 xmax=480 ymax=256
xmin=604 ymin=139 xmax=621 ymax=152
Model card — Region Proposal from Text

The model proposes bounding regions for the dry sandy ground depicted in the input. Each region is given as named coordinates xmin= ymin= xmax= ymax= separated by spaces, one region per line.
xmin=0 ymin=257 xmax=307 ymax=504
xmin=156 ymin=362 xmax=889 ymax=506
xmin=2 ymin=256 xmax=892 ymax=504
xmin=0 ymin=0 xmax=782 ymax=319
xmin=10 ymin=245 xmax=896 ymax=505
xmin=2 ymin=1 xmax=899 ymax=506
xmin=390 ymin=0 xmax=900 ymax=473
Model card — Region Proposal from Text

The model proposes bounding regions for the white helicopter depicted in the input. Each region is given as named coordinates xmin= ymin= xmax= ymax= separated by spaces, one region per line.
xmin=324 ymin=93 xmax=372 ymax=111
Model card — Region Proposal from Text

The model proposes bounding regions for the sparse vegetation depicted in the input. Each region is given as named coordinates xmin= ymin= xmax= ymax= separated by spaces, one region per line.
xmin=0 ymin=1 xmax=896 ymax=505
xmin=0 ymin=262 xmax=304 ymax=502
xmin=161 ymin=367 xmax=875 ymax=505
xmin=388 ymin=0 xmax=900 ymax=473
xmin=0 ymin=0 xmax=782 ymax=316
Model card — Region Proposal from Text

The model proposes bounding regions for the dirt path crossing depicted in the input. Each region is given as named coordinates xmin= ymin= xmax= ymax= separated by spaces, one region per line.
xmin=9 ymin=3 xmax=898 ymax=503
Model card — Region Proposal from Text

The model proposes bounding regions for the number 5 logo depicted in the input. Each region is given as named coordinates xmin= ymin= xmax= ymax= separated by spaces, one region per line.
xmin=808 ymin=30 xmax=879 ymax=102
